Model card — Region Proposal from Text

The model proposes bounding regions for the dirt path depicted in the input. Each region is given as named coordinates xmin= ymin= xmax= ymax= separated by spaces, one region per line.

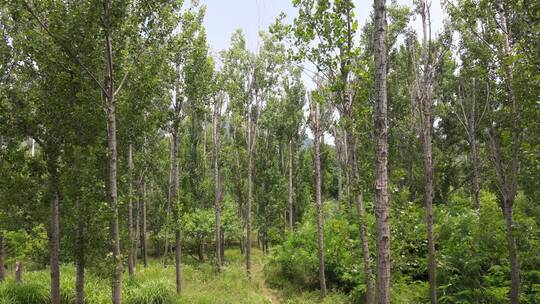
xmin=252 ymin=257 xmax=282 ymax=304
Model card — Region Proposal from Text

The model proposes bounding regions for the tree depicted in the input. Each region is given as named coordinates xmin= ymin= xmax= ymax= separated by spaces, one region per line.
xmin=373 ymin=0 xmax=391 ymax=302
xmin=307 ymin=85 xmax=328 ymax=297
xmin=410 ymin=1 xmax=438 ymax=302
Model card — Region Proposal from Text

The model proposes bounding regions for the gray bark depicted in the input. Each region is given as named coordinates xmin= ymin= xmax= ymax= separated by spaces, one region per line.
xmin=288 ymin=140 xmax=294 ymax=230
xmin=141 ymin=181 xmax=148 ymax=268
xmin=213 ymin=94 xmax=222 ymax=273
xmin=374 ymin=0 xmax=391 ymax=302
xmin=128 ymin=144 xmax=135 ymax=277
xmin=103 ymin=1 xmax=122 ymax=302
xmin=310 ymin=99 xmax=327 ymax=297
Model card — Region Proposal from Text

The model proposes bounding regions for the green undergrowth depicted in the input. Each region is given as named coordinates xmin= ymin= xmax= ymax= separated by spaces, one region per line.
xmin=0 ymin=248 xmax=348 ymax=304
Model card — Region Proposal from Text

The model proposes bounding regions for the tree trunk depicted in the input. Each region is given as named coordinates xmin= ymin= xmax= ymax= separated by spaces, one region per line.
xmin=164 ymin=136 xmax=174 ymax=267
xmin=349 ymin=132 xmax=374 ymax=304
xmin=171 ymin=125 xmax=182 ymax=293
xmin=152 ymin=181 xmax=161 ymax=258
xmin=422 ymin=124 xmax=437 ymax=304
xmin=373 ymin=0 xmax=391 ymax=302
xmin=51 ymin=190 xmax=60 ymax=304
xmin=0 ymin=231 xmax=4 ymax=282
xmin=344 ymin=135 xmax=351 ymax=211
xmin=312 ymin=101 xmax=327 ymax=297
xmin=288 ymin=140 xmax=294 ymax=231
xmin=503 ymin=202 xmax=520 ymax=304
xmin=104 ymin=1 xmax=122 ymax=302
xmin=213 ymin=95 xmax=222 ymax=272
xmin=470 ymin=134 xmax=480 ymax=210
xmin=141 ymin=181 xmax=148 ymax=268
xmin=75 ymin=197 xmax=85 ymax=304
xmin=418 ymin=2 xmax=437 ymax=302
xmin=175 ymin=229 xmax=181 ymax=293
xmin=128 ymin=144 xmax=135 ymax=277
xmin=15 ymin=262 xmax=22 ymax=283
xmin=246 ymin=113 xmax=253 ymax=278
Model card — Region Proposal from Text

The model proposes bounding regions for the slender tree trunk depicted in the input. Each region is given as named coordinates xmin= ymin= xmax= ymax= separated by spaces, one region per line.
xmin=504 ymin=203 xmax=520 ymax=304
xmin=0 ymin=230 xmax=4 ymax=282
xmin=312 ymin=101 xmax=327 ymax=297
xmin=336 ymin=141 xmax=343 ymax=209
xmin=152 ymin=181 xmax=161 ymax=258
xmin=374 ymin=0 xmax=391 ymax=302
xmin=288 ymin=140 xmax=294 ymax=231
xmin=213 ymin=96 xmax=222 ymax=273
xmin=75 ymin=196 xmax=85 ymax=304
xmin=349 ymin=132 xmax=374 ymax=304
xmin=468 ymin=79 xmax=481 ymax=211
xmin=164 ymin=136 xmax=173 ymax=267
xmin=470 ymin=134 xmax=480 ymax=210
xmin=171 ymin=127 xmax=182 ymax=293
xmin=128 ymin=144 xmax=135 ymax=277
xmin=175 ymin=229 xmax=181 ymax=293
xmin=417 ymin=3 xmax=437 ymax=302
xmin=141 ymin=181 xmax=148 ymax=268
xmin=344 ymin=135 xmax=351 ymax=211
xmin=51 ymin=190 xmax=60 ymax=304
xmin=493 ymin=4 xmax=521 ymax=301
xmin=103 ymin=1 xmax=122 ymax=302
xmin=246 ymin=112 xmax=253 ymax=278
xmin=15 ymin=262 xmax=22 ymax=283
xmin=421 ymin=123 xmax=437 ymax=304
xmin=235 ymin=148 xmax=246 ymax=255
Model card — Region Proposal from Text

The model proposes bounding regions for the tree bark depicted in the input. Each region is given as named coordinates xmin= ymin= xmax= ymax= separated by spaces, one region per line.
xmin=492 ymin=3 xmax=521 ymax=300
xmin=213 ymin=95 xmax=222 ymax=273
xmin=103 ymin=1 xmax=122 ymax=302
xmin=373 ymin=0 xmax=391 ymax=302
xmin=128 ymin=143 xmax=135 ymax=277
xmin=51 ymin=190 xmax=60 ymax=304
xmin=349 ymin=132 xmax=374 ymax=304
xmin=171 ymin=127 xmax=182 ymax=293
xmin=15 ymin=262 xmax=22 ymax=283
xmin=288 ymin=140 xmax=294 ymax=231
xmin=414 ymin=2 xmax=437 ymax=302
xmin=141 ymin=180 xmax=148 ymax=268
xmin=311 ymin=100 xmax=327 ymax=297
xmin=246 ymin=106 xmax=253 ymax=278
xmin=0 ymin=230 xmax=4 ymax=282
xmin=164 ymin=136 xmax=174 ymax=267
xmin=75 ymin=197 xmax=85 ymax=304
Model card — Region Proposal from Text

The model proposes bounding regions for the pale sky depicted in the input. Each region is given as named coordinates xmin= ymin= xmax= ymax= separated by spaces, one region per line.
xmin=202 ymin=0 xmax=445 ymax=55
xmin=201 ymin=0 xmax=445 ymax=142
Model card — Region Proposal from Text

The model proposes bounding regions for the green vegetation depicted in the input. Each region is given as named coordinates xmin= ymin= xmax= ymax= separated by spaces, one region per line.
xmin=0 ymin=0 xmax=539 ymax=303
xmin=0 ymin=249 xmax=348 ymax=304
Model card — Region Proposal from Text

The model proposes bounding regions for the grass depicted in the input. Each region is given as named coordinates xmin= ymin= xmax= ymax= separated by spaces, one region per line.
xmin=0 ymin=248 xmax=346 ymax=304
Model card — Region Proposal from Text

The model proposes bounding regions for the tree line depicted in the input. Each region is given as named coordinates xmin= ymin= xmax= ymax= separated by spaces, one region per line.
xmin=0 ymin=0 xmax=538 ymax=304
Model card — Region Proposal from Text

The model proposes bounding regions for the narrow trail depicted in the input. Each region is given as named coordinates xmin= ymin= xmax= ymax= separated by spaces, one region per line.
xmin=252 ymin=255 xmax=282 ymax=304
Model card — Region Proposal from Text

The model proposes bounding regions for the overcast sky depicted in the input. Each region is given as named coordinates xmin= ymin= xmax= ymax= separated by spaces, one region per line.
xmin=202 ymin=0 xmax=445 ymax=55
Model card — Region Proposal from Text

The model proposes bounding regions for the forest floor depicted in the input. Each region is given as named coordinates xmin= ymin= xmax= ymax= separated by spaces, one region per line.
xmin=0 ymin=247 xmax=345 ymax=304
